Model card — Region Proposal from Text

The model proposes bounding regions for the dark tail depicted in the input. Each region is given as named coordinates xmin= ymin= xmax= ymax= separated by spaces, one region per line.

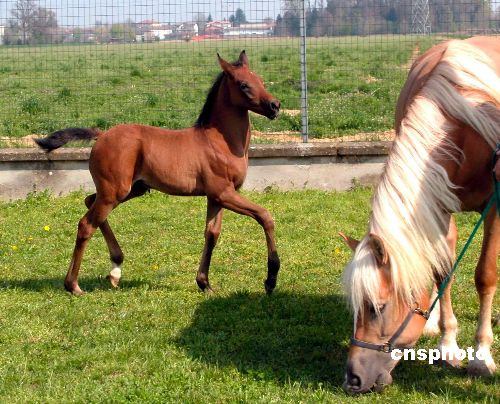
xmin=35 ymin=127 xmax=101 ymax=152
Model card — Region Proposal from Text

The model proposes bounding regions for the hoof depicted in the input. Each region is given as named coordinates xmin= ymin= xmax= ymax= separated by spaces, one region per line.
xmin=264 ymin=278 xmax=276 ymax=295
xmin=438 ymin=358 xmax=463 ymax=369
xmin=196 ymin=279 xmax=214 ymax=293
xmin=106 ymin=274 xmax=120 ymax=288
xmin=64 ymin=282 xmax=84 ymax=296
xmin=467 ymin=358 xmax=497 ymax=377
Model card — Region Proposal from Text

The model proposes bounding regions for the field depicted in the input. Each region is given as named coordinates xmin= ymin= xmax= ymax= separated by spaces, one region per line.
xmin=0 ymin=35 xmax=443 ymax=140
xmin=0 ymin=188 xmax=498 ymax=402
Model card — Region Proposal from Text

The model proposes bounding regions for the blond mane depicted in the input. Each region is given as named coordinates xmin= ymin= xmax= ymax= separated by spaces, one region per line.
xmin=344 ymin=39 xmax=500 ymax=319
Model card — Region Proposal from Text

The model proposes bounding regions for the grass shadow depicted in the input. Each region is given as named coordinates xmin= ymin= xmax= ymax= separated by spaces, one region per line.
xmin=0 ymin=276 xmax=149 ymax=293
xmin=175 ymin=291 xmax=351 ymax=388
xmin=175 ymin=291 xmax=499 ymax=399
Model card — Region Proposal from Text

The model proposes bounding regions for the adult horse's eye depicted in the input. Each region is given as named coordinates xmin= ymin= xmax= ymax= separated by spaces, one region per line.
xmin=369 ymin=303 xmax=386 ymax=316
xmin=240 ymin=82 xmax=249 ymax=91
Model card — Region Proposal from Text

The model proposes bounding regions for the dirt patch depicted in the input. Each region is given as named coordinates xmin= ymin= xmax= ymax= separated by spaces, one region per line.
xmin=282 ymin=109 xmax=301 ymax=116
xmin=0 ymin=134 xmax=39 ymax=147
xmin=403 ymin=44 xmax=421 ymax=70
xmin=1 ymin=130 xmax=396 ymax=148
xmin=252 ymin=130 xmax=395 ymax=143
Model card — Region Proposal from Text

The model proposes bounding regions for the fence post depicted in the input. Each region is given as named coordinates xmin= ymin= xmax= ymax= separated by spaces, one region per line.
xmin=299 ymin=0 xmax=309 ymax=143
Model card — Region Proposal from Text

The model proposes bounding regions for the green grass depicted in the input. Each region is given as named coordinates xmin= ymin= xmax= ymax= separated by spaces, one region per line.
xmin=0 ymin=35 xmax=445 ymax=140
xmin=0 ymin=188 xmax=498 ymax=402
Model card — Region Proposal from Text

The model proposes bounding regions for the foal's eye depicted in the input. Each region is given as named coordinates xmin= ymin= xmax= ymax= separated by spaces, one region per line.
xmin=240 ymin=82 xmax=249 ymax=91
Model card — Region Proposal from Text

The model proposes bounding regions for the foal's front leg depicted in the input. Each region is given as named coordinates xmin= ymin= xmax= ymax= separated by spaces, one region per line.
xmin=196 ymin=198 xmax=223 ymax=292
xmin=215 ymin=187 xmax=280 ymax=295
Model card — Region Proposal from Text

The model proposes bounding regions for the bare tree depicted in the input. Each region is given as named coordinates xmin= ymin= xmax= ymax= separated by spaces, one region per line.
xmin=11 ymin=0 xmax=38 ymax=44
xmin=32 ymin=6 xmax=57 ymax=43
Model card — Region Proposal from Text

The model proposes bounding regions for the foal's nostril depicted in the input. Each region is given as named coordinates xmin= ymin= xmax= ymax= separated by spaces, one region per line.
xmin=270 ymin=100 xmax=280 ymax=112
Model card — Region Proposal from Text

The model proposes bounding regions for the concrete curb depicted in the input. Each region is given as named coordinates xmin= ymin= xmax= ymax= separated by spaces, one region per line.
xmin=0 ymin=142 xmax=392 ymax=200
xmin=0 ymin=141 xmax=391 ymax=161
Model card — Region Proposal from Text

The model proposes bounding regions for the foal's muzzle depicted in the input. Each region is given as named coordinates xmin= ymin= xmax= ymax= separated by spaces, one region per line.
xmin=264 ymin=99 xmax=280 ymax=119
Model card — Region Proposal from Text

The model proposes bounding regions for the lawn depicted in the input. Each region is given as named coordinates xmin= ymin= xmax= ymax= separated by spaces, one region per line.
xmin=0 ymin=188 xmax=498 ymax=402
xmin=0 ymin=35 xmax=444 ymax=140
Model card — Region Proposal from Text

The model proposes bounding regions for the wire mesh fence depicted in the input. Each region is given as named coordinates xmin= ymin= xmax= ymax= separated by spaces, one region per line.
xmin=0 ymin=1 xmax=499 ymax=144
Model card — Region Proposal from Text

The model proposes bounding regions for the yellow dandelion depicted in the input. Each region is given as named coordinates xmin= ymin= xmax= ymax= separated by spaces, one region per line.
xmin=152 ymin=264 xmax=159 ymax=271
xmin=335 ymin=247 xmax=341 ymax=255
xmin=11 ymin=245 xmax=18 ymax=251
xmin=43 ymin=225 xmax=50 ymax=232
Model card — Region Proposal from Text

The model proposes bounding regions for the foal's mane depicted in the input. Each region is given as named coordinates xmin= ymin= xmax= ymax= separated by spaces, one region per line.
xmin=194 ymin=59 xmax=244 ymax=128
xmin=344 ymin=39 xmax=500 ymax=319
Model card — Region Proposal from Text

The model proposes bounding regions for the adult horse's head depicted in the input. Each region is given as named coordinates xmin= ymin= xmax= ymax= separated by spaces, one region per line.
xmin=340 ymin=233 xmax=431 ymax=393
xmin=217 ymin=50 xmax=280 ymax=120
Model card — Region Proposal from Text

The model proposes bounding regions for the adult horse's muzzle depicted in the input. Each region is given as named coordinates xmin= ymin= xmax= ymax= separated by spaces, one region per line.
xmin=343 ymin=350 xmax=397 ymax=394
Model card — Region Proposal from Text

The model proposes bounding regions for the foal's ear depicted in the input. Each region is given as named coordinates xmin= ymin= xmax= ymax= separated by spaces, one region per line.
xmin=368 ymin=233 xmax=389 ymax=266
xmin=217 ymin=53 xmax=235 ymax=77
xmin=238 ymin=50 xmax=249 ymax=66
xmin=339 ymin=232 xmax=360 ymax=252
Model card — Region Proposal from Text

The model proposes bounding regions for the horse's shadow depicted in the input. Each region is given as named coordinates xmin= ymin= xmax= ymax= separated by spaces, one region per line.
xmin=0 ymin=276 xmax=148 ymax=293
xmin=175 ymin=291 xmax=351 ymax=387
xmin=175 ymin=291 xmax=499 ymax=399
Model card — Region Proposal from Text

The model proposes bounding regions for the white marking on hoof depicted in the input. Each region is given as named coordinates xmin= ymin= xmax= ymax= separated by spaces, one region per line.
xmin=423 ymin=305 xmax=441 ymax=336
xmin=107 ymin=264 xmax=121 ymax=288
xmin=437 ymin=339 xmax=462 ymax=368
xmin=110 ymin=265 xmax=122 ymax=279
xmin=467 ymin=345 xmax=497 ymax=377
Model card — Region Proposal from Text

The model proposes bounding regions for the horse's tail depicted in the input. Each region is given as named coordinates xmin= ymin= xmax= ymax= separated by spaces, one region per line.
xmin=35 ymin=127 xmax=102 ymax=152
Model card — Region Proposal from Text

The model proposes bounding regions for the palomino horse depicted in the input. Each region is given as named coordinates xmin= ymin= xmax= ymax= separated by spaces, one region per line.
xmin=35 ymin=51 xmax=281 ymax=296
xmin=341 ymin=36 xmax=499 ymax=393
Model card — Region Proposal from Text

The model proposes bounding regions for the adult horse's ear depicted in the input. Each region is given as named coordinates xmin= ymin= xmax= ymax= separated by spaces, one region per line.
xmin=238 ymin=50 xmax=249 ymax=66
xmin=217 ymin=53 xmax=235 ymax=77
xmin=339 ymin=232 xmax=360 ymax=251
xmin=368 ymin=233 xmax=389 ymax=266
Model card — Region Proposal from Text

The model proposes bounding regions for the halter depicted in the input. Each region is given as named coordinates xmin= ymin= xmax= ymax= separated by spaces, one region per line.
xmin=350 ymin=303 xmax=429 ymax=353
xmin=351 ymin=145 xmax=500 ymax=354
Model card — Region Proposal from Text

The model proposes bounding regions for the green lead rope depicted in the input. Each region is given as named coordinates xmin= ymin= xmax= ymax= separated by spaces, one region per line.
xmin=427 ymin=144 xmax=500 ymax=316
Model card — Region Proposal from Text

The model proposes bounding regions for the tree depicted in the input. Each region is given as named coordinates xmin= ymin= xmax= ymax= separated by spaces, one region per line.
xmin=110 ymin=21 xmax=135 ymax=42
xmin=229 ymin=8 xmax=247 ymax=27
xmin=9 ymin=0 xmax=58 ymax=44
xmin=32 ymin=6 xmax=57 ymax=43
xmin=10 ymin=0 xmax=37 ymax=44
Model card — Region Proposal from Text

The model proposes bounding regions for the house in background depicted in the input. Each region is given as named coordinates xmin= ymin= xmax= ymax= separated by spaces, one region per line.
xmin=223 ymin=22 xmax=274 ymax=37
xmin=205 ymin=20 xmax=232 ymax=36
xmin=136 ymin=20 xmax=175 ymax=42
xmin=176 ymin=22 xmax=198 ymax=40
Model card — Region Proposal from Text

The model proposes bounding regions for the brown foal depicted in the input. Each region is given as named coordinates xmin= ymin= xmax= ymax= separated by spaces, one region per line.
xmin=36 ymin=51 xmax=281 ymax=296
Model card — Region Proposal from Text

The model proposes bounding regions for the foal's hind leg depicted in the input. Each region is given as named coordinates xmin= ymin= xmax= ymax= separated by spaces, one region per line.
xmin=84 ymin=181 xmax=150 ymax=288
xmin=65 ymin=197 xmax=116 ymax=295
xmin=467 ymin=209 xmax=499 ymax=377
xmin=84 ymin=194 xmax=124 ymax=288
xmin=196 ymin=198 xmax=223 ymax=292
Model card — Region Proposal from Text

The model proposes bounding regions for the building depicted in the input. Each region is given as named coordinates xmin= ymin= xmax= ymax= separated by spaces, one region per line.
xmin=223 ymin=22 xmax=274 ymax=37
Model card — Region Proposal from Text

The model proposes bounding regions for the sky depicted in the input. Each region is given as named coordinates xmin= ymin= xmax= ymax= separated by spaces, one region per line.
xmin=1 ymin=0 xmax=284 ymax=26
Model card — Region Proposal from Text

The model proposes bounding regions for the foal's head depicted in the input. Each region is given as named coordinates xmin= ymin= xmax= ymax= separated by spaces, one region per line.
xmin=217 ymin=50 xmax=280 ymax=119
